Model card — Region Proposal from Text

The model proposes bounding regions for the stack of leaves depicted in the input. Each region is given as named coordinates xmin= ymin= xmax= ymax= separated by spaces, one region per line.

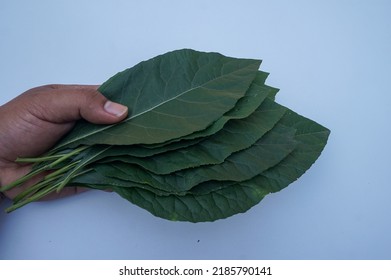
xmin=1 ymin=49 xmax=330 ymax=222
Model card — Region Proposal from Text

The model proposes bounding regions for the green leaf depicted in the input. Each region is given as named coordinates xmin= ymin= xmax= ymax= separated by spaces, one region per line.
xmin=103 ymin=138 xmax=204 ymax=158
xmin=243 ymin=110 xmax=331 ymax=194
xmin=54 ymin=49 xmax=261 ymax=149
xmin=91 ymin=71 xmax=276 ymax=162
xmin=113 ymin=184 xmax=268 ymax=222
xmin=139 ymin=70 xmax=272 ymax=148
xmin=100 ymin=123 xmax=297 ymax=193
xmin=98 ymin=98 xmax=287 ymax=174
xmin=109 ymin=106 xmax=330 ymax=222
xmin=72 ymin=170 xmax=172 ymax=196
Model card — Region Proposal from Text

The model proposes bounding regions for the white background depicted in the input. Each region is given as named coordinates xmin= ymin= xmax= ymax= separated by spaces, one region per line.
xmin=1 ymin=0 xmax=390 ymax=259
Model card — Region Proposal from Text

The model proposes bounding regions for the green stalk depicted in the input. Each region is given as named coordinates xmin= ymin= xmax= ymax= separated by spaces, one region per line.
xmin=47 ymin=146 xmax=88 ymax=167
xmin=10 ymin=162 xmax=89 ymax=210
xmin=5 ymin=182 xmax=62 ymax=213
xmin=55 ymin=146 xmax=111 ymax=193
xmin=3 ymin=145 xmax=102 ymax=212
xmin=15 ymin=154 xmax=64 ymax=163
xmin=45 ymin=160 xmax=81 ymax=180
xmin=0 ymin=165 xmax=51 ymax=192
xmin=14 ymin=147 xmax=78 ymax=163
xmin=12 ymin=174 xmax=63 ymax=203
xmin=0 ymin=146 xmax=88 ymax=192
xmin=12 ymin=161 xmax=81 ymax=203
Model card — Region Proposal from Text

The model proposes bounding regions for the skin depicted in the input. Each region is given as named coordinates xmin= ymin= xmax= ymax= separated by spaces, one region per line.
xmin=0 ymin=84 xmax=128 ymax=201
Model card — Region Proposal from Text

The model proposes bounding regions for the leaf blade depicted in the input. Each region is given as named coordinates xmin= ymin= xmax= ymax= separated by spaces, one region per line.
xmin=54 ymin=49 xmax=261 ymax=149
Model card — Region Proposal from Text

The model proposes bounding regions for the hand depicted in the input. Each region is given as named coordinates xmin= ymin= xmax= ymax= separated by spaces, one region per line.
xmin=0 ymin=85 xmax=128 ymax=200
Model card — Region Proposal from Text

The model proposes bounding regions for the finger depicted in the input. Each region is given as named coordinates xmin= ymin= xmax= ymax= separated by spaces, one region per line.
xmin=27 ymin=84 xmax=128 ymax=124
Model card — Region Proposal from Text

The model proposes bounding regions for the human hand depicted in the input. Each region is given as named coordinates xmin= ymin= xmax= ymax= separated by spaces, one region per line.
xmin=0 ymin=85 xmax=128 ymax=200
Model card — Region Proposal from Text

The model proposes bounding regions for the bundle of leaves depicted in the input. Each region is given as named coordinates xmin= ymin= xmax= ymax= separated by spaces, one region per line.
xmin=1 ymin=49 xmax=330 ymax=222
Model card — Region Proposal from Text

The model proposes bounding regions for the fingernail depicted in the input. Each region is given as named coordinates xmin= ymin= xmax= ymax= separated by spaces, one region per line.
xmin=104 ymin=101 xmax=128 ymax=117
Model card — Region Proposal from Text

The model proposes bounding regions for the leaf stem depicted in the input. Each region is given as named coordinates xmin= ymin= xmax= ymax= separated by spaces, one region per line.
xmin=9 ymin=163 xmax=89 ymax=211
xmin=44 ymin=160 xmax=81 ymax=180
xmin=15 ymin=154 xmax=64 ymax=163
xmin=0 ymin=165 xmax=50 ymax=192
xmin=0 ymin=146 xmax=88 ymax=192
xmin=3 ymin=145 xmax=96 ymax=212
xmin=5 ymin=182 xmax=61 ymax=213
xmin=47 ymin=146 xmax=88 ymax=168
xmin=12 ymin=175 xmax=62 ymax=203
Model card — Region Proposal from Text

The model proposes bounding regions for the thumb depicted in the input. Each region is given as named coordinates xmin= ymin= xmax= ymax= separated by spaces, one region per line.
xmin=27 ymin=84 xmax=128 ymax=124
